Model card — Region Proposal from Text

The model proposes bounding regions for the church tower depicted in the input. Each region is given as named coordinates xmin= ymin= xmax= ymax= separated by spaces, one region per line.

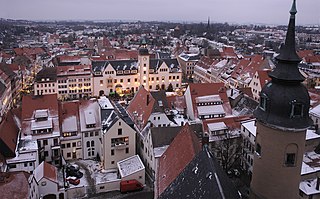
xmin=138 ymin=39 xmax=150 ymax=90
xmin=250 ymin=1 xmax=311 ymax=198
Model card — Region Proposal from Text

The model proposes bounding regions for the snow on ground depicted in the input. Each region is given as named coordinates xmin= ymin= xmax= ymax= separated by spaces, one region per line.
xmin=68 ymin=159 xmax=119 ymax=187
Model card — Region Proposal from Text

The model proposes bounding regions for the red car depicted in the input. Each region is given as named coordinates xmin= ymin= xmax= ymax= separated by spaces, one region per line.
xmin=120 ymin=179 xmax=144 ymax=193
xmin=67 ymin=176 xmax=80 ymax=185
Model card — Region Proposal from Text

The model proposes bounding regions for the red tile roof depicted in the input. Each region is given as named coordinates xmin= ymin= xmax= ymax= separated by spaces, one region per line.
xmin=187 ymin=83 xmax=232 ymax=117
xmin=202 ymin=115 xmax=251 ymax=133
xmin=21 ymin=94 xmax=59 ymax=120
xmin=157 ymin=124 xmax=201 ymax=197
xmin=0 ymin=171 xmax=30 ymax=199
xmin=35 ymin=161 xmax=57 ymax=183
xmin=127 ymin=86 xmax=158 ymax=130
xmin=298 ymin=50 xmax=314 ymax=58
xmin=59 ymin=101 xmax=80 ymax=132
xmin=0 ymin=111 xmax=19 ymax=157
xmin=257 ymin=70 xmax=271 ymax=88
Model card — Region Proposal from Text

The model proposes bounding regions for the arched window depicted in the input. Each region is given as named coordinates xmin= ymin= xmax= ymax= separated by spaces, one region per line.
xmin=91 ymin=140 xmax=95 ymax=147
xmin=285 ymin=143 xmax=298 ymax=167
xmin=86 ymin=141 xmax=90 ymax=148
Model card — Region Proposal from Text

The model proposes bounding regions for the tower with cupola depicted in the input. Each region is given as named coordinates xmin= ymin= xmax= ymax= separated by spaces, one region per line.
xmin=250 ymin=1 xmax=311 ymax=198
xmin=138 ymin=39 xmax=150 ymax=90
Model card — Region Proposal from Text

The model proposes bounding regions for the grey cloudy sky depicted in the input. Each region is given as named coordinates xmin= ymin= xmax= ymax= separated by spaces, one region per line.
xmin=1 ymin=0 xmax=319 ymax=25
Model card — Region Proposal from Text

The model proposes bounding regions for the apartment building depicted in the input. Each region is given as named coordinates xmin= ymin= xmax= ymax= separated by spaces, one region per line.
xmin=99 ymin=97 xmax=136 ymax=170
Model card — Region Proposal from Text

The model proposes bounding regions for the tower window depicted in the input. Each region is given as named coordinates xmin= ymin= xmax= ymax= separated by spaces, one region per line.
xmin=285 ymin=153 xmax=296 ymax=166
xmin=256 ymin=143 xmax=261 ymax=156
xmin=291 ymin=102 xmax=304 ymax=118
xmin=259 ymin=94 xmax=268 ymax=111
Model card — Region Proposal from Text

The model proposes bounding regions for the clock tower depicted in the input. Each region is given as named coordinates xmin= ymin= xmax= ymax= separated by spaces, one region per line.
xmin=138 ymin=39 xmax=150 ymax=90
xmin=250 ymin=0 xmax=312 ymax=198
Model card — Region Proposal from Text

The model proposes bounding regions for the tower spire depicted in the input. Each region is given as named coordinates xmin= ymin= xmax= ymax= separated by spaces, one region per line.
xmin=269 ymin=0 xmax=304 ymax=82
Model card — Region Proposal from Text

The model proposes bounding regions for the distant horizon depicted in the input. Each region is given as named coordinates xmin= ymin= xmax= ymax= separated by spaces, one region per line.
xmin=1 ymin=17 xmax=319 ymax=27
xmin=1 ymin=0 xmax=319 ymax=26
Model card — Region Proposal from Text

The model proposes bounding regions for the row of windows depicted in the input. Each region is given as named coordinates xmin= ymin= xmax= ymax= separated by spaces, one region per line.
xmin=84 ymin=131 xmax=99 ymax=137
xmin=61 ymin=141 xmax=81 ymax=149
xmin=36 ymin=83 xmax=55 ymax=88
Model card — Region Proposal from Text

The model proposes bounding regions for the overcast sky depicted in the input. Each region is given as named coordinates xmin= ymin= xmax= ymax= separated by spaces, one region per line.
xmin=1 ymin=0 xmax=319 ymax=25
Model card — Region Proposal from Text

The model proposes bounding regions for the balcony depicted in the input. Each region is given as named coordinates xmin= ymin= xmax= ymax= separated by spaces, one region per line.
xmin=114 ymin=142 xmax=128 ymax=150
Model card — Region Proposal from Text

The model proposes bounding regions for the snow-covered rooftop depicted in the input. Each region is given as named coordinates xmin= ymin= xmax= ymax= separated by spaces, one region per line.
xmin=195 ymin=95 xmax=222 ymax=103
xmin=154 ymin=145 xmax=169 ymax=158
xmin=117 ymin=155 xmax=145 ymax=178
xmin=31 ymin=118 xmax=53 ymax=131
xmin=62 ymin=116 xmax=77 ymax=132
xmin=300 ymin=178 xmax=320 ymax=195
xmin=84 ymin=110 xmax=96 ymax=125
xmin=306 ymin=129 xmax=320 ymax=141
xmin=301 ymin=151 xmax=320 ymax=175
xmin=242 ymin=120 xmax=257 ymax=137
xmin=310 ymin=104 xmax=320 ymax=118
xmin=197 ymin=105 xmax=225 ymax=116
xmin=208 ymin=122 xmax=228 ymax=132
xmin=34 ymin=109 xmax=49 ymax=119
xmin=98 ymin=96 xmax=114 ymax=110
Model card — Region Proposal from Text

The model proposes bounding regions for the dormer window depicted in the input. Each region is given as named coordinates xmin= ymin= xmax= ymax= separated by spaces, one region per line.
xmin=290 ymin=101 xmax=304 ymax=118
xmin=259 ymin=94 xmax=268 ymax=111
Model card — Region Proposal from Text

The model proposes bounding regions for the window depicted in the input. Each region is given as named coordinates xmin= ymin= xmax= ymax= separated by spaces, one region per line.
xmin=91 ymin=140 xmax=95 ymax=147
xmin=111 ymin=161 xmax=115 ymax=164
xmin=62 ymin=144 xmax=65 ymax=148
xmin=67 ymin=143 xmax=71 ymax=148
xmin=24 ymin=163 xmax=28 ymax=167
xmin=44 ymin=151 xmax=48 ymax=157
xmin=258 ymin=93 xmax=267 ymax=111
xmin=119 ymin=122 xmax=121 ymax=126
xmin=85 ymin=132 xmax=88 ymax=137
xmin=291 ymin=102 xmax=304 ymax=118
xmin=118 ymin=128 xmax=122 ymax=135
xmin=90 ymin=132 xmax=93 ymax=137
xmin=87 ymin=141 xmax=90 ymax=148
xmin=285 ymin=153 xmax=296 ymax=166
xmin=43 ymin=140 xmax=48 ymax=146
xmin=41 ymin=181 xmax=46 ymax=186
xmin=111 ymin=149 xmax=114 ymax=156
xmin=120 ymin=79 xmax=123 ymax=83
xmin=126 ymin=148 xmax=129 ymax=154
xmin=95 ymin=131 xmax=99 ymax=136
xmin=72 ymin=142 xmax=76 ymax=147
xmin=67 ymin=153 xmax=71 ymax=158
xmin=256 ymin=143 xmax=261 ymax=156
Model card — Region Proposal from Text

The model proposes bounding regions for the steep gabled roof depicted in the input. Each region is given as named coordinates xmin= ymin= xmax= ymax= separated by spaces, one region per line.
xmin=159 ymin=146 xmax=240 ymax=199
xmin=34 ymin=161 xmax=57 ymax=183
xmin=257 ymin=70 xmax=271 ymax=88
xmin=127 ymin=86 xmax=164 ymax=130
xmin=157 ymin=124 xmax=201 ymax=196
xmin=0 ymin=111 xmax=19 ymax=158
xmin=151 ymin=126 xmax=182 ymax=148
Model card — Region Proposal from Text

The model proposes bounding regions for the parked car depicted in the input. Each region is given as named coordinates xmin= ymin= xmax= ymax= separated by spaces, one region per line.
xmin=120 ymin=179 xmax=144 ymax=193
xmin=66 ymin=176 xmax=80 ymax=185
xmin=66 ymin=164 xmax=83 ymax=178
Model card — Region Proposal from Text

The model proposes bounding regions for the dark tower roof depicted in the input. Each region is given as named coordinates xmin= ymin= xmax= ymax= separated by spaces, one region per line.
xmin=139 ymin=38 xmax=149 ymax=55
xmin=254 ymin=0 xmax=311 ymax=130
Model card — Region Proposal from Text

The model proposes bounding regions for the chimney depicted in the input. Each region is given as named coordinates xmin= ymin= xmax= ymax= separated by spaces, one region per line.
xmin=202 ymin=133 xmax=209 ymax=147
xmin=231 ymin=89 xmax=234 ymax=96
xmin=147 ymin=94 xmax=150 ymax=106
xmin=316 ymin=176 xmax=320 ymax=190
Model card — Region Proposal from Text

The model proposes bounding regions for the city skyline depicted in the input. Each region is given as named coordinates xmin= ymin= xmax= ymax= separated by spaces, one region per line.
xmin=1 ymin=0 xmax=319 ymax=25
